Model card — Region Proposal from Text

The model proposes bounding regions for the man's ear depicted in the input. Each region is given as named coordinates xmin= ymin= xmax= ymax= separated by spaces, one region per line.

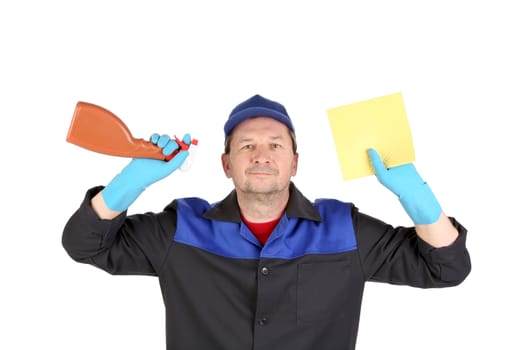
xmin=221 ymin=153 xmax=232 ymax=178
xmin=291 ymin=153 xmax=299 ymax=176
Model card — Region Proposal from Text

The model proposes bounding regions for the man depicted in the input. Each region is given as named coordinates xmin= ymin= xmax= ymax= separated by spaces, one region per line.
xmin=62 ymin=94 xmax=471 ymax=350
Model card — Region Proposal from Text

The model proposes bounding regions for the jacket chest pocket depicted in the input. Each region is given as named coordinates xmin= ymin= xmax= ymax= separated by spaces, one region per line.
xmin=297 ymin=261 xmax=353 ymax=324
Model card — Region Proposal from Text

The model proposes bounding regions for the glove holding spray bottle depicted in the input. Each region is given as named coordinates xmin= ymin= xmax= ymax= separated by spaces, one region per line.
xmin=102 ymin=133 xmax=197 ymax=212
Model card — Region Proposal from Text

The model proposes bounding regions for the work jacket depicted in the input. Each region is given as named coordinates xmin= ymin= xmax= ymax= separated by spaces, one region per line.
xmin=62 ymin=183 xmax=471 ymax=350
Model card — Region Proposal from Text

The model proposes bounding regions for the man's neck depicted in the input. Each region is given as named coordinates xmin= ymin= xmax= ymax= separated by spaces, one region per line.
xmin=236 ymin=188 xmax=289 ymax=222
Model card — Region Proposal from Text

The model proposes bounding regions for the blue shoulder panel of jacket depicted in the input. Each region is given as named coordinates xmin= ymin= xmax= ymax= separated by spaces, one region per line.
xmin=173 ymin=197 xmax=357 ymax=260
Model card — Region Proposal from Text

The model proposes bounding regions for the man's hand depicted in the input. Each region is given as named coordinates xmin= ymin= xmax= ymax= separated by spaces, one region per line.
xmin=101 ymin=133 xmax=191 ymax=212
xmin=367 ymin=148 xmax=442 ymax=224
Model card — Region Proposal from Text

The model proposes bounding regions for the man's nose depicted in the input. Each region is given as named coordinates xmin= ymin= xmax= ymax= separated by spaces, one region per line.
xmin=252 ymin=146 xmax=271 ymax=163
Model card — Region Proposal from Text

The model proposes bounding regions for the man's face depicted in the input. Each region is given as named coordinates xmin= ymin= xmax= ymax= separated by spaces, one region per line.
xmin=221 ymin=117 xmax=298 ymax=195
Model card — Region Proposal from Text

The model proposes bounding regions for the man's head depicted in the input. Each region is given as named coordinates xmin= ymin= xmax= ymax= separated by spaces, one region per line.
xmin=223 ymin=94 xmax=297 ymax=154
xmin=221 ymin=95 xmax=299 ymax=195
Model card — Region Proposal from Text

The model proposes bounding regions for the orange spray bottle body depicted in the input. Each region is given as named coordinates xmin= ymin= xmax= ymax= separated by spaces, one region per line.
xmin=66 ymin=101 xmax=197 ymax=169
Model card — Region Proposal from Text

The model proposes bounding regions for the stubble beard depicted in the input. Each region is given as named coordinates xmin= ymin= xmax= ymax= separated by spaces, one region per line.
xmin=236 ymin=176 xmax=289 ymax=206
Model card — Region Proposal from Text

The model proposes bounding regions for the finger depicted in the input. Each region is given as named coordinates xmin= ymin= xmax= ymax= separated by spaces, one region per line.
xmin=162 ymin=139 xmax=179 ymax=156
xmin=150 ymin=133 xmax=160 ymax=144
xmin=157 ymin=134 xmax=171 ymax=148
xmin=181 ymin=133 xmax=192 ymax=145
xmin=367 ymin=148 xmax=387 ymax=176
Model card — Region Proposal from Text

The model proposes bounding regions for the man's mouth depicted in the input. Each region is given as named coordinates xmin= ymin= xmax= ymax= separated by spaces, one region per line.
xmin=246 ymin=167 xmax=276 ymax=176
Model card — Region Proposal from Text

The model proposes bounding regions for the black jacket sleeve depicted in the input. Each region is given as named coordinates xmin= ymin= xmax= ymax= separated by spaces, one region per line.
xmin=352 ymin=204 xmax=471 ymax=288
xmin=62 ymin=186 xmax=178 ymax=276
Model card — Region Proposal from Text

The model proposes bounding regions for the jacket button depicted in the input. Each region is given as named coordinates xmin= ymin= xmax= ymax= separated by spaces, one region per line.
xmin=260 ymin=266 xmax=269 ymax=275
xmin=258 ymin=317 xmax=268 ymax=326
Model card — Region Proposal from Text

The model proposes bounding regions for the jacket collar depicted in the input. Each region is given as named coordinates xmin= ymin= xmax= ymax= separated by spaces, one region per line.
xmin=203 ymin=182 xmax=322 ymax=223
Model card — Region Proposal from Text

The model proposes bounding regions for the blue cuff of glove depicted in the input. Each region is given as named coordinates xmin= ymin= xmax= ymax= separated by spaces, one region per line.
xmin=399 ymin=183 xmax=442 ymax=224
xmin=101 ymin=174 xmax=145 ymax=212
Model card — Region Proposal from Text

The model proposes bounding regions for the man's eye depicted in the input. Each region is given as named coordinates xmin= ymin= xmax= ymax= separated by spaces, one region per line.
xmin=272 ymin=143 xmax=282 ymax=149
xmin=241 ymin=144 xmax=253 ymax=150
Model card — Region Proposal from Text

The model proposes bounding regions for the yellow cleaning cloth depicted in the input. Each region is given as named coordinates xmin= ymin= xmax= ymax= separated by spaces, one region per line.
xmin=327 ymin=92 xmax=415 ymax=180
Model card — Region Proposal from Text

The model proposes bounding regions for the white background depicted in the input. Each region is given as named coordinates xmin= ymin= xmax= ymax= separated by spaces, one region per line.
xmin=1 ymin=1 xmax=523 ymax=349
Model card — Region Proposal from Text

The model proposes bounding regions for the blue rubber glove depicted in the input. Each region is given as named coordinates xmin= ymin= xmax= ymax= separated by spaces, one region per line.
xmin=101 ymin=133 xmax=191 ymax=211
xmin=367 ymin=148 xmax=442 ymax=224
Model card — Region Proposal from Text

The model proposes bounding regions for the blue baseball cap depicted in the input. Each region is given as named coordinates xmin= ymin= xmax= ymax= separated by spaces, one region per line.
xmin=224 ymin=94 xmax=295 ymax=136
